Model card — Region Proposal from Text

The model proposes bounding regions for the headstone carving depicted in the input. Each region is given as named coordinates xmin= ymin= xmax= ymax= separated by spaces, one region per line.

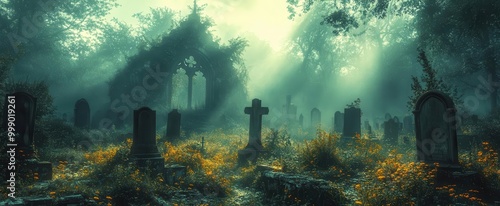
xmin=413 ymin=91 xmax=459 ymax=166
xmin=74 ymin=98 xmax=90 ymax=129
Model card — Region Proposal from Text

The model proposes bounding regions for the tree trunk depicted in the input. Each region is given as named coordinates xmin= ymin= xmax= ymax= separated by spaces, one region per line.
xmin=485 ymin=35 xmax=498 ymax=113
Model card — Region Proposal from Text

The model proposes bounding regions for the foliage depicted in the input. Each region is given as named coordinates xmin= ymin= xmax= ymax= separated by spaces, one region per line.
xmin=300 ymin=128 xmax=343 ymax=170
xmin=408 ymin=49 xmax=461 ymax=111
xmin=346 ymin=98 xmax=361 ymax=108
xmin=4 ymin=79 xmax=55 ymax=120
xmin=355 ymin=155 xmax=438 ymax=205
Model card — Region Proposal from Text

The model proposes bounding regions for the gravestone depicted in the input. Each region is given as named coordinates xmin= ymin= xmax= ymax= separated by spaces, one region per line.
xmin=282 ymin=95 xmax=297 ymax=120
xmin=298 ymin=114 xmax=303 ymax=128
xmin=130 ymin=107 xmax=164 ymax=173
xmin=166 ymin=109 xmax=181 ymax=140
xmin=393 ymin=116 xmax=402 ymax=132
xmin=74 ymin=98 xmax=90 ymax=129
xmin=238 ymin=99 xmax=269 ymax=166
xmin=6 ymin=92 xmax=37 ymax=159
xmin=343 ymin=107 xmax=361 ymax=138
xmin=385 ymin=113 xmax=392 ymax=121
xmin=2 ymin=92 xmax=53 ymax=181
xmin=384 ymin=117 xmax=399 ymax=144
xmin=413 ymin=91 xmax=459 ymax=166
xmin=334 ymin=111 xmax=344 ymax=133
xmin=310 ymin=108 xmax=321 ymax=128
xmin=403 ymin=115 xmax=414 ymax=134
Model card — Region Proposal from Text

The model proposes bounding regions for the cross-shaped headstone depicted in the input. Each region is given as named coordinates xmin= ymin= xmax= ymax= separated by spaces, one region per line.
xmin=244 ymin=98 xmax=269 ymax=148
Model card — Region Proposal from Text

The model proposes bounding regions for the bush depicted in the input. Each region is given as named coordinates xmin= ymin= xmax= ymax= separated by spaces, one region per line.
xmin=300 ymin=128 xmax=343 ymax=170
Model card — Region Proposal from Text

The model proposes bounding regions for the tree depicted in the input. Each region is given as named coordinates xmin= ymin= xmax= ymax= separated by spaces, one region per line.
xmin=408 ymin=49 xmax=461 ymax=111
xmin=417 ymin=0 xmax=500 ymax=112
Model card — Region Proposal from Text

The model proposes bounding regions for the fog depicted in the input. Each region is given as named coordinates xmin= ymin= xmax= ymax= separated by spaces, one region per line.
xmin=2 ymin=0 xmax=497 ymax=131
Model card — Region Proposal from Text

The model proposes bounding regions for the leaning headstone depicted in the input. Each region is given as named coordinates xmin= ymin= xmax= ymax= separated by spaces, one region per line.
xmin=333 ymin=111 xmax=344 ymax=133
xmin=74 ymin=98 xmax=90 ymax=129
xmin=310 ymin=108 xmax=321 ymax=128
xmin=166 ymin=109 xmax=181 ymax=141
xmin=238 ymin=98 xmax=269 ymax=166
xmin=343 ymin=107 xmax=361 ymax=138
xmin=403 ymin=115 xmax=414 ymax=134
xmin=413 ymin=91 xmax=459 ymax=166
xmin=130 ymin=107 xmax=164 ymax=173
xmin=384 ymin=117 xmax=399 ymax=144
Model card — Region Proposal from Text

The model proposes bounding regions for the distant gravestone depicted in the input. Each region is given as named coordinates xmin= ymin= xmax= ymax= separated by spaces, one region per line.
xmin=413 ymin=91 xmax=459 ymax=165
xmin=299 ymin=114 xmax=304 ymax=128
xmin=385 ymin=113 xmax=392 ymax=121
xmin=384 ymin=117 xmax=399 ymax=144
xmin=310 ymin=108 xmax=321 ymax=128
xmin=238 ymin=98 xmax=269 ymax=166
xmin=283 ymin=95 xmax=297 ymax=120
xmin=166 ymin=109 xmax=181 ymax=140
xmin=393 ymin=116 xmax=402 ymax=132
xmin=334 ymin=111 xmax=344 ymax=133
xmin=130 ymin=107 xmax=164 ymax=173
xmin=343 ymin=107 xmax=361 ymax=138
xmin=403 ymin=115 xmax=414 ymax=134
xmin=6 ymin=92 xmax=37 ymax=159
xmin=74 ymin=98 xmax=90 ymax=129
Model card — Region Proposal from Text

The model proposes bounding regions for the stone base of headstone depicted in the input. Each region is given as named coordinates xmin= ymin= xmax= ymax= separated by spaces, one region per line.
xmin=164 ymin=164 xmax=187 ymax=185
xmin=132 ymin=157 xmax=165 ymax=175
xmin=23 ymin=196 xmax=53 ymax=205
xmin=237 ymin=148 xmax=267 ymax=167
xmin=57 ymin=194 xmax=86 ymax=206
xmin=18 ymin=159 xmax=53 ymax=181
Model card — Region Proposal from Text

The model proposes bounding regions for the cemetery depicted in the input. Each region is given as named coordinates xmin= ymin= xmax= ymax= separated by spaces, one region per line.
xmin=0 ymin=1 xmax=499 ymax=205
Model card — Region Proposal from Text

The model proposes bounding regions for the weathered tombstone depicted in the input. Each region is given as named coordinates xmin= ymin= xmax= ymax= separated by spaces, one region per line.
xmin=7 ymin=92 xmax=37 ymax=159
xmin=310 ymin=108 xmax=321 ymax=128
xmin=413 ymin=91 xmax=459 ymax=166
xmin=2 ymin=92 xmax=52 ymax=181
xmin=298 ymin=114 xmax=304 ymax=128
xmin=403 ymin=115 xmax=414 ymax=134
xmin=384 ymin=118 xmax=399 ymax=144
xmin=393 ymin=116 xmax=403 ymax=132
xmin=343 ymin=107 xmax=361 ymax=138
xmin=166 ymin=109 xmax=181 ymax=140
xmin=238 ymin=98 xmax=269 ymax=166
xmin=130 ymin=107 xmax=164 ymax=173
xmin=364 ymin=120 xmax=370 ymax=131
xmin=74 ymin=98 xmax=90 ymax=129
xmin=334 ymin=111 xmax=344 ymax=133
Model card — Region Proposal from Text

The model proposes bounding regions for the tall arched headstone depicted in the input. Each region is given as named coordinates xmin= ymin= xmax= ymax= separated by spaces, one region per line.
xmin=74 ymin=98 xmax=90 ymax=129
xmin=413 ymin=91 xmax=459 ymax=166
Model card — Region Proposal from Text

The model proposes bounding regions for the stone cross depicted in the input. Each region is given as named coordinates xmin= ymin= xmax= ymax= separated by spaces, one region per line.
xmin=244 ymin=99 xmax=269 ymax=148
xmin=413 ymin=91 xmax=459 ymax=166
